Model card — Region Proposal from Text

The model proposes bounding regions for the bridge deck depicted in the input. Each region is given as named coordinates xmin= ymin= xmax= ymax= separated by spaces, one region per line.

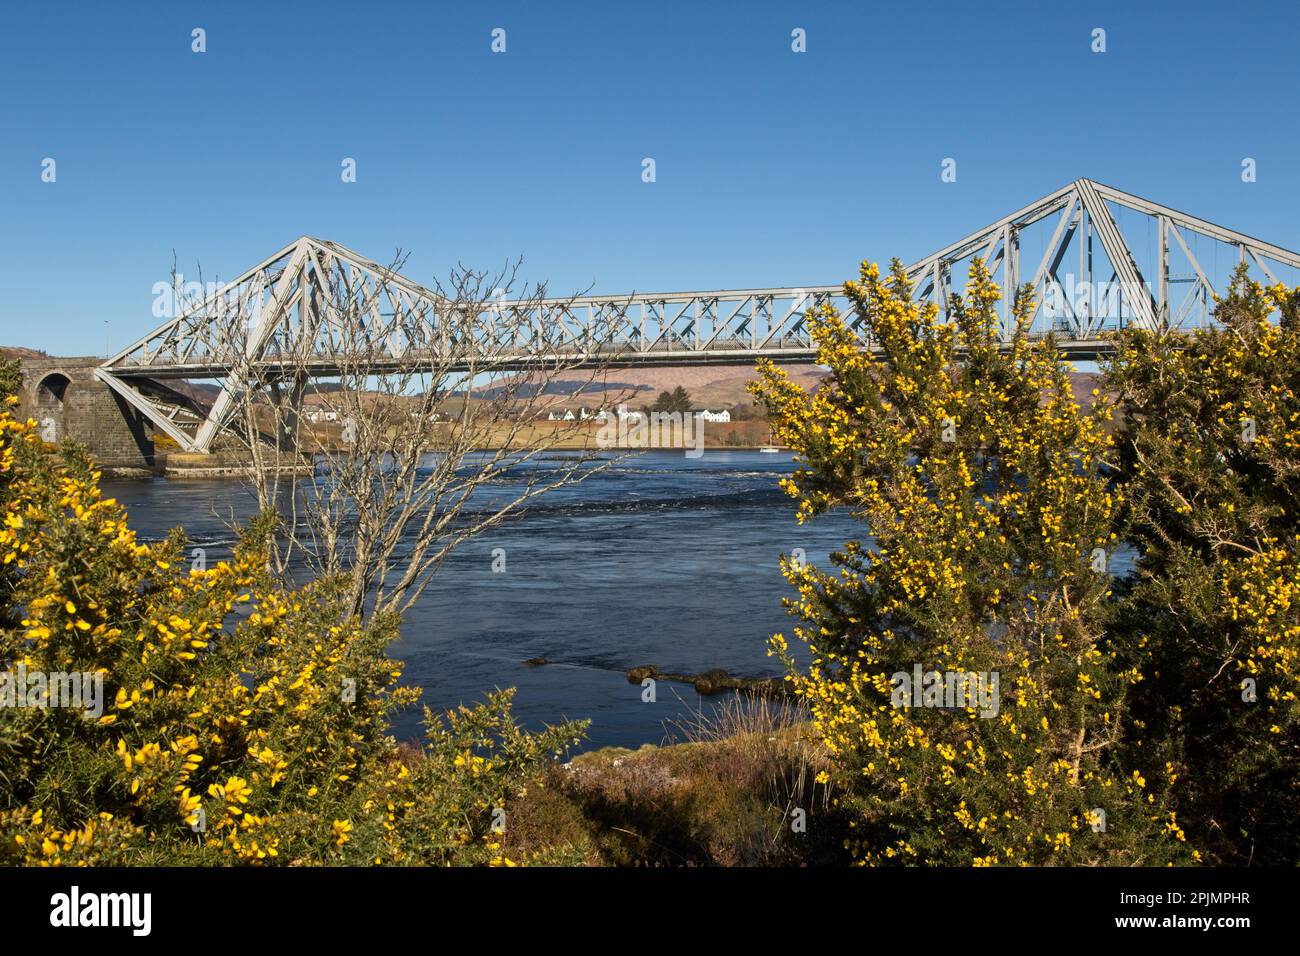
xmin=104 ymin=337 xmax=1118 ymax=380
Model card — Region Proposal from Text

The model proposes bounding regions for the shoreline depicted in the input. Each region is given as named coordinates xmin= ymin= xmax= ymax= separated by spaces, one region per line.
xmin=109 ymin=445 xmax=792 ymax=480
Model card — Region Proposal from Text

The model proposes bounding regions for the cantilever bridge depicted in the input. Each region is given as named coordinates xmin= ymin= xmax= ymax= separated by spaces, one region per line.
xmin=97 ymin=179 xmax=1300 ymax=453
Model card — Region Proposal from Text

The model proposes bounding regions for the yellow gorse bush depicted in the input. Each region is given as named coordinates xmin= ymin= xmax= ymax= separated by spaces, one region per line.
xmin=1107 ymin=266 xmax=1300 ymax=865
xmin=752 ymin=259 xmax=1195 ymax=865
xmin=0 ymin=382 xmax=585 ymax=866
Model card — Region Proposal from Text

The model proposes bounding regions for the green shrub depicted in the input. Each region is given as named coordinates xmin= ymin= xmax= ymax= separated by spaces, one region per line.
xmin=750 ymin=260 xmax=1192 ymax=865
xmin=1105 ymin=265 xmax=1300 ymax=865
xmin=0 ymin=392 xmax=585 ymax=865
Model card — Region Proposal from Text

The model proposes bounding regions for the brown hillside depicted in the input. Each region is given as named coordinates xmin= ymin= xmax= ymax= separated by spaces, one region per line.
xmin=535 ymin=363 xmax=827 ymax=411
xmin=533 ymin=364 xmax=1099 ymax=414
xmin=0 ymin=346 xmax=50 ymax=361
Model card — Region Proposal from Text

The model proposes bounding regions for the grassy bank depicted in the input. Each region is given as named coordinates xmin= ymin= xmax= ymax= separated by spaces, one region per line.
xmin=498 ymin=696 xmax=853 ymax=866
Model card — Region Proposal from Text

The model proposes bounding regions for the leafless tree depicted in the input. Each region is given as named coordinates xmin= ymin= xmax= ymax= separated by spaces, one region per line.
xmin=187 ymin=251 xmax=634 ymax=620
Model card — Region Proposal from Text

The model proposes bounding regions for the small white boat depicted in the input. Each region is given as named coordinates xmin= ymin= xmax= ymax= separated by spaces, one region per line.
xmin=758 ymin=446 xmax=781 ymax=453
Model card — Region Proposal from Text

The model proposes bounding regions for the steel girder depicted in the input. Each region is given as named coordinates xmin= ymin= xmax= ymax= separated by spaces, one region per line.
xmin=99 ymin=179 xmax=1300 ymax=453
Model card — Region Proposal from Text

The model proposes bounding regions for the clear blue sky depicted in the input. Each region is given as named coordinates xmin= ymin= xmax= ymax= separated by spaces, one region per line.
xmin=1 ymin=0 xmax=1296 ymax=356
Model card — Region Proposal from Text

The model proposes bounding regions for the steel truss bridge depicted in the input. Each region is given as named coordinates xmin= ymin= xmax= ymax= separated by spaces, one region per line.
xmin=97 ymin=179 xmax=1300 ymax=453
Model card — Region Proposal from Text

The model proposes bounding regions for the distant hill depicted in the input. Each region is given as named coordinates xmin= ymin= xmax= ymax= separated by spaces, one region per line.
xmin=1067 ymin=370 xmax=1102 ymax=409
xmin=0 ymin=346 xmax=50 ymax=361
xmin=476 ymin=363 xmax=828 ymax=412
xmin=162 ymin=380 xmax=221 ymax=404
xmin=495 ymin=363 xmax=1102 ymax=414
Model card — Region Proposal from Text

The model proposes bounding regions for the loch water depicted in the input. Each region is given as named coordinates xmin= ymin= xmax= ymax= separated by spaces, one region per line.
xmin=104 ymin=450 xmax=859 ymax=750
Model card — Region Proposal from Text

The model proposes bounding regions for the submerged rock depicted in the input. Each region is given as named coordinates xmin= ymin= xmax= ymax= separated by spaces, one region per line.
xmin=624 ymin=664 xmax=792 ymax=699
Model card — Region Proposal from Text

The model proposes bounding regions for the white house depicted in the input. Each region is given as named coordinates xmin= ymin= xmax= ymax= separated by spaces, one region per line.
xmin=698 ymin=409 xmax=731 ymax=423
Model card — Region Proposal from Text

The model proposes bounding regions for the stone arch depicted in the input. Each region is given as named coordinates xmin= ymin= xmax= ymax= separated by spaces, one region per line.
xmin=34 ymin=372 xmax=70 ymax=442
xmin=37 ymin=372 xmax=70 ymax=406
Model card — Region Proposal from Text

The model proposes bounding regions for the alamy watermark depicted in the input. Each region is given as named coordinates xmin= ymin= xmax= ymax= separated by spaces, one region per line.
xmin=1041 ymin=274 xmax=1152 ymax=321
xmin=0 ymin=664 xmax=104 ymax=718
xmin=50 ymin=886 xmax=150 ymax=936
xmin=890 ymin=664 xmax=1000 ymax=718
xmin=595 ymin=404 xmax=705 ymax=458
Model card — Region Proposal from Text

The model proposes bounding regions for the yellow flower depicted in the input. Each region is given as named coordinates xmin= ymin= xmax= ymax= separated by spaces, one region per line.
xmin=332 ymin=819 xmax=352 ymax=846
xmin=209 ymin=775 xmax=252 ymax=806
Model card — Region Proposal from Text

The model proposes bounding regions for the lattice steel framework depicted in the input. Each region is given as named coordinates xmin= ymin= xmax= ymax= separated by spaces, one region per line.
xmin=98 ymin=179 xmax=1300 ymax=453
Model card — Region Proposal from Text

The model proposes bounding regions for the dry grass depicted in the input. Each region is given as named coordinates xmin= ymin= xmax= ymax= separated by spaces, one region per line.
xmin=501 ymin=693 xmax=849 ymax=866
xmin=668 ymin=693 xmax=834 ymax=843
xmin=668 ymin=691 xmax=807 ymax=744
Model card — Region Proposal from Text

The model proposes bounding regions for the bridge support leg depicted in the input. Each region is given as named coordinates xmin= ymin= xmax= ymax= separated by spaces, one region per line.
xmin=268 ymin=373 xmax=308 ymax=452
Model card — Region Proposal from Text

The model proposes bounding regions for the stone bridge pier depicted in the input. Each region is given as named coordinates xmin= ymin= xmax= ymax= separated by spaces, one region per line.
xmin=15 ymin=357 xmax=155 ymax=474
